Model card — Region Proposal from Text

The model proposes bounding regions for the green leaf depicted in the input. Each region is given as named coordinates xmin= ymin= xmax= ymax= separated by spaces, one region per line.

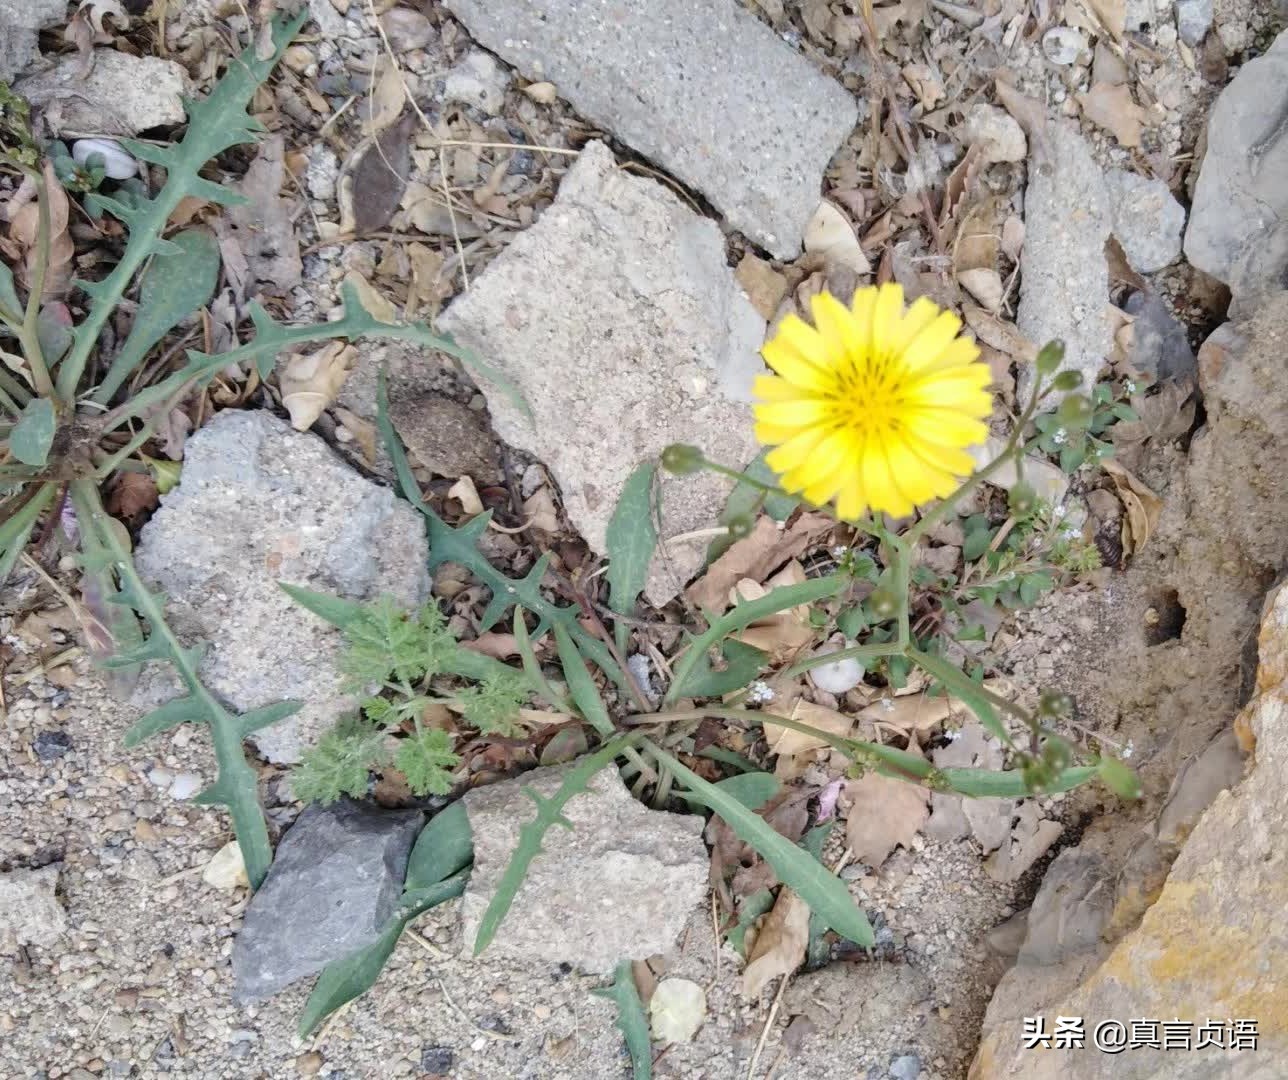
xmin=674 ymin=639 xmax=767 ymax=699
xmin=236 ymin=700 xmax=302 ymax=739
xmin=474 ymin=733 xmax=643 ymax=955
xmin=695 ymin=745 xmax=761 ymax=774
xmin=455 ymin=671 xmax=528 ymax=737
xmin=404 ymin=800 xmax=473 ymax=894
xmin=664 ymin=574 xmax=849 ymax=704
xmin=298 ymin=870 xmax=468 ymax=1038
xmin=836 ymin=605 xmax=867 ymax=639
xmin=0 ymin=483 xmax=56 ymax=583
xmin=963 ymin=524 xmax=993 ymax=562
xmin=291 ymin=723 xmax=386 ymax=804
xmin=592 ymin=961 xmax=652 ymax=1080
xmin=939 ymin=764 xmax=1096 ymax=798
xmin=0 ymin=259 xmax=20 ymax=315
xmin=10 ymin=398 xmax=56 ymax=466
xmin=909 ymin=648 xmax=1014 ymax=748
xmin=279 ymin=582 xmax=365 ymax=629
xmin=395 ymin=727 xmax=460 ymax=796
xmin=123 ymin=695 xmax=207 ymax=746
xmin=605 ymin=461 xmax=657 ymax=650
xmin=1097 ymin=755 xmax=1141 ymax=800
xmin=706 ymin=770 xmax=779 ymax=810
xmin=554 ymin=624 xmax=615 ymax=738
xmin=652 ymin=744 xmax=872 ymax=946
xmin=726 ymin=888 xmax=774 ymax=956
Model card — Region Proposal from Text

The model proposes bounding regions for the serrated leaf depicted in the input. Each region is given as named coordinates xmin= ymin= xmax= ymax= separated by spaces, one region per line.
xmin=404 ymin=800 xmax=473 ymax=895
xmin=10 ymin=398 xmax=56 ymax=467
xmin=473 ymin=733 xmax=642 ymax=955
xmin=279 ymin=581 xmax=365 ymax=629
xmin=236 ymin=700 xmax=302 ymax=738
xmin=93 ymin=229 xmax=221 ymax=402
xmin=123 ymin=695 xmax=207 ymax=746
xmin=394 ymin=727 xmax=460 ymax=796
xmin=605 ymin=461 xmax=657 ymax=650
xmin=652 ymin=744 xmax=873 ymax=946
xmin=593 ymin=961 xmax=652 ymax=1080
xmin=0 ymin=483 xmax=56 ymax=583
xmin=673 ymin=638 xmax=766 ymax=699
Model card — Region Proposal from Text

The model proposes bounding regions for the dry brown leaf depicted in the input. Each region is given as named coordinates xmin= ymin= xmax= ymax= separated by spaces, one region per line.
xmin=804 ymin=201 xmax=871 ymax=275
xmin=106 ymin=471 xmax=159 ymax=520
xmin=764 ymin=699 xmax=853 ymax=758
xmin=523 ymin=487 xmax=560 ymax=533
xmin=687 ymin=512 xmax=834 ymax=615
xmin=856 ymin=693 xmax=961 ymax=734
xmin=1085 ymin=0 xmax=1126 ymax=38
xmin=741 ymin=887 xmax=810 ymax=998
xmin=364 ymin=58 xmax=409 ymax=135
xmin=522 ymin=81 xmax=558 ymax=103
xmin=732 ymin=561 xmax=817 ymax=660
xmin=901 ymin=63 xmax=945 ymax=110
xmin=1111 ymin=380 xmax=1197 ymax=447
xmin=957 ymin=268 xmax=1004 ymax=312
xmin=735 ymin=254 xmax=789 ymax=320
xmin=448 ymin=475 xmax=484 ymax=516
xmin=1105 ymin=235 xmax=1148 ymax=291
xmin=1077 ymin=82 xmax=1147 ymax=148
xmin=279 ymin=342 xmax=355 ymax=430
xmin=333 ymin=406 xmax=378 ymax=466
xmin=938 ymin=144 xmax=984 ymax=236
xmin=844 ymin=763 xmax=930 ymax=869
xmin=344 ymin=270 xmax=398 ymax=324
xmin=346 ymin=113 xmax=416 ymax=236
xmin=462 ymin=632 xmax=520 ymax=660
xmin=993 ymin=80 xmax=1047 ymax=141
xmin=9 ymin=162 xmax=73 ymax=301
xmin=961 ymin=304 xmax=1039 ymax=363
xmin=1101 ymin=458 xmax=1163 ymax=556
xmin=225 ymin=134 xmax=302 ymax=299
xmin=952 ymin=197 xmax=1004 ymax=273
xmin=1001 ymin=215 xmax=1025 ymax=262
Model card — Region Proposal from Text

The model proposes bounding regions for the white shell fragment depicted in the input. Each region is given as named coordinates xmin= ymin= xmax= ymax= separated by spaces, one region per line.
xmin=808 ymin=640 xmax=866 ymax=694
xmin=649 ymin=977 xmax=707 ymax=1043
xmin=72 ymin=137 xmax=138 ymax=180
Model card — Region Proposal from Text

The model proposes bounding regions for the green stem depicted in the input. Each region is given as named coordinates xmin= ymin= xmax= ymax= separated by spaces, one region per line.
xmin=72 ymin=478 xmax=273 ymax=887
xmin=19 ymin=176 xmax=55 ymax=400
xmin=784 ymin=640 xmax=905 ymax=678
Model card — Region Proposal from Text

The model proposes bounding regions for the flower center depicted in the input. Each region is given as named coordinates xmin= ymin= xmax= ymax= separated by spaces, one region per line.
xmin=825 ymin=350 xmax=909 ymax=438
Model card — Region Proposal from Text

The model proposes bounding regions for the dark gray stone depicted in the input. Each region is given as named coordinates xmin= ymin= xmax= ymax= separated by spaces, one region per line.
xmin=441 ymin=0 xmax=857 ymax=258
xmin=0 ymin=0 xmax=65 ymax=82
xmin=33 ymin=731 xmax=72 ymax=761
xmin=419 ymin=1046 xmax=455 ymax=1074
xmin=1018 ymin=849 xmax=1113 ymax=966
xmin=889 ymin=1053 xmax=922 ymax=1080
xmin=1123 ymin=290 xmax=1196 ymax=383
xmin=231 ymin=800 xmax=423 ymax=1002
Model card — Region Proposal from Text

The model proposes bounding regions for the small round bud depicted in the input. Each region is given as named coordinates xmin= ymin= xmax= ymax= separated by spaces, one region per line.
xmin=1008 ymin=480 xmax=1037 ymax=517
xmin=868 ymin=577 xmax=900 ymax=620
xmin=660 ymin=443 xmax=705 ymax=475
xmin=726 ymin=513 xmax=754 ymax=540
xmin=1035 ymin=339 xmax=1066 ymax=375
xmin=1037 ymin=690 xmax=1074 ymax=717
xmin=1056 ymin=393 xmax=1094 ymax=430
xmin=1051 ymin=369 xmax=1083 ymax=392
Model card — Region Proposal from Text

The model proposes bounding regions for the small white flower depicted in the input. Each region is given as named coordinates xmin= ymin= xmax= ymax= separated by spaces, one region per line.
xmin=943 ymin=729 xmax=962 ymax=742
xmin=1052 ymin=504 xmax=1067 ymax=521
xmin=830 ymin=544 xmax=849 ymax=559
xmin=1121 ymin=740 xmax=1135 ymax=760
xmin=747 ymin=681 xmax=775 ymax=704
xmin=1124 ymin=380 xmax=1138 ymax=394
xmin=1051 ymin=428 xmax=1067 ymax=446
xmin=1061 ymin=525 xmax=1080 ymax=540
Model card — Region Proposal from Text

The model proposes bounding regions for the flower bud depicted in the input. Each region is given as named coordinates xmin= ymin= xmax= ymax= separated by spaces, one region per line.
xmin=1052 ymin=369 xmax=1083 ymax=392
xmin=1008 ymin=480 xmax=1037 ymax=517
xmin=1037 ymin=690 xmax=1074 ymax=717
xmin=660 ymin=443 xmax=705 ymax=475
xmin=1035 ymin=339 xmax=1066 ymax=375
xmin=868 ymin=574 xmax=900 ymax=620
xmin=726 ymin=513 xmax=754 ymax=540
xmin=1056 ymin=393 xmax=1093 ymax=430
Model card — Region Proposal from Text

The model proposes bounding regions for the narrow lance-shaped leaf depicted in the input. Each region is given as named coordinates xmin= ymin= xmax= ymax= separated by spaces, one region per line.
xmin=403 ymin=800 xmax=473 ymax=895
xmin=554 ymin=624 xmax=615 ymax=738
xmin=649 ymin=742 xmax=873 ymax=947
xmin=592 ymin=961 xmax=653 ymax=1080
xmin=0 ymin=482 xmax=57 ymax=583
xmin=909 ymin=647 xmax=1016 ymax=748
xmin=605 ymin=461 xmax=658 ymax=652
xmin=93 ymin=229 xmax=221 ymax=403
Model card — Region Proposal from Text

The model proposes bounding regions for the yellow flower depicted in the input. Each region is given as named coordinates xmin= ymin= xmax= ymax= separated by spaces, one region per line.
xmin=753 ymin=284 xmax=992 ymax=521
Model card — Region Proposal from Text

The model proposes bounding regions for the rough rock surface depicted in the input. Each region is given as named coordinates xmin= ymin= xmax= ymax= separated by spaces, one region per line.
xmin=1175 ymin=0 xmax=1214 ymax=45
xmin=441 ymin=0 xmax=856 ymax=258
xmin=439 ymin=141 xmax=764 ymax=604
xmin=232 ymin=800 xmax=422 ymax=1002
xmin=972 ymin=579 xmax=1288 ymax=1077
xmin=388 ymin=393 xmax=499 ymax=481
xmin=1123 ymin=290 xmax=1196 ymax=383
xmin=1184 ymin=30 xmax=1288 ymax=308
xmin=459 ymin=762 xmax=708 ymax=975
xmin=0 ymin=866 xmax=67 ymax=949
xmin=442 ymin=50 xmax=510 ymax=116
xmin=16 ymin=51 xmax=187 ymax=135
xmin=133 ymin=410 xmax=430 ymax=763
xmin=0 ymin=0 xmax=65 ymax=82
xmin=1017 ymin=121 xmax=1112 ymax=399
xmin=1106 ymin=169 xmax=1185 ymax=274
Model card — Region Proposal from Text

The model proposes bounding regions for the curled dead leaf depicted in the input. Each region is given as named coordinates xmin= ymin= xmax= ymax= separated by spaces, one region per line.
xmin=843 ymin=759 xmax=929 ymax=869
xmin=742 ymin=887 xmax=810 ymax=997
xmin=764 ymin=699 xmax=853 ymax=758
xmin=279 ymin=342 xmax=356 ymax=430
xmin=1077 ymin=82 xmax=1148 ymax=148
xmin=804 ymin=201 xmax=870 ymax=275
xmin=686 ymin=512 xmax=834 ymax=615
xmin=448 ymin=475 xmax=484 ymax=516
xmin=1101 ymin=458 xmax=1163 ymax=557
xmin=9 ymin=162 xmax=73 ymax=301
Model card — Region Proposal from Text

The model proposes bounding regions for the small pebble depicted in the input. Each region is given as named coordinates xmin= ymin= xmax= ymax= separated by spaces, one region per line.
xmin=33 ymin=731 xmax=73 ymax=761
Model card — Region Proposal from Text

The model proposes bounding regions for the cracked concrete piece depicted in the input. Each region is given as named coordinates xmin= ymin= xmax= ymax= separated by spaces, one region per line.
xmin=1017 ymin=121 xmax=1113 ymax=400
xmin=1106 ymin=169 xmax=1185 ymax=274
xmin=0 ymin=0 xmax=65 ymax=83
xmin=133 ymin=410 xmax=430 ymax=763
xmin=16 ymin=50 xmax=187 ymax=135
xmin=439 ymin=141 xmax=764 ymax=604
xmin=459 ymin=762 xmax=708 ymax=975
xmin=442 ymin=0 xmax=856 ymax=258
xmin=232 ymin=800 xmax=422 ymax=1002
xmin=0 ymin=866 xmax=67 ymax=950
xmin=1185 ymin=30 xmax=1288 ymax=309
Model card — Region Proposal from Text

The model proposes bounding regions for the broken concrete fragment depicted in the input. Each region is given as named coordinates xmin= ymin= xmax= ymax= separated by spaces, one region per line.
xmin=442 ymin=0 xmax=856 ymax=258
xmin=1184 ymin=30 xmax=1288 ymax=309
xmin=439 ymin=141 xmax=764 ymax=604
xmin=389 ymin=393 xmax=499 ymax=481
xmin=0 ymin=0 xmax=65 ymax=83
xmin=133 ymin=410 xmax=430 ymax=763
xmin=0 ymin=865 xmax=67 ymax=950
xmin=17 ymin=51 xmax=187 ymax=135
xmin=1016 ymin=121 xmax=1112 ymax=400
xmin=1018 ymin=849 xmax=1113 ymax=965
xmin=459 ymin=762 xmax=708 ymax=975
xmin=1105 ymin=169 xmax=1185 ymax=274
xmin=232 ymin=800 xmax=422 ymax=1002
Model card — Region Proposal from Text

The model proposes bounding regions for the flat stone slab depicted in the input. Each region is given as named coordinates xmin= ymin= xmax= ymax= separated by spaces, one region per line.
xmin=439 ymin=140 xmax=764 ymax=604
xmin=232 ymin=800 xmax=423 ymax=1002
xmin=1184 ymin=29 xmax=1288 ymax=309
xmin=459 ymin=762 xmax=708 ymax=975
xmin=133 ymin=410 xmax=430 ymax=763
xmin=442 ymin=0 xmax=856 ymax=258
xmin=1017 ymin=120 xmax=1112 ymax=399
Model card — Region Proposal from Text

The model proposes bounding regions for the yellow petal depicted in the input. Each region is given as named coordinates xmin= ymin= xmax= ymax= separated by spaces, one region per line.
xmin=871 ymin=283 xmax=905 ymax=356
xmin=809 ymin=291 xmax=857 ymax=368
xmin=902 ymin=434 xmax=978 ymax=476
xmin=765 ymin=425 xmax=828 ymax=474
xmin=862 ymin=441 xmax=914 ymax=518
xmin=889 ymin=295 xmax=943 ymax=356
xmin=754 ymin=419 xmax=804 ymax=445
xmin=904 ymin=408 xmax=989 ymax=448
xmin=753 ymin=373 xmax=808 ymax=402
xmin=850 ymin=285 xmax=879 ymax=356
xmin=754 ymin=399 xmax=831 ymax=428
xmin=835 ymin=475 xmax=869 ymax=521
xmin=802 ymin=466 xmax=847 ymax=507
xmin=902 ymin=310 xmax=965 ymax=374
xmin=762 ymin=334 xmax=833 ymax=392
